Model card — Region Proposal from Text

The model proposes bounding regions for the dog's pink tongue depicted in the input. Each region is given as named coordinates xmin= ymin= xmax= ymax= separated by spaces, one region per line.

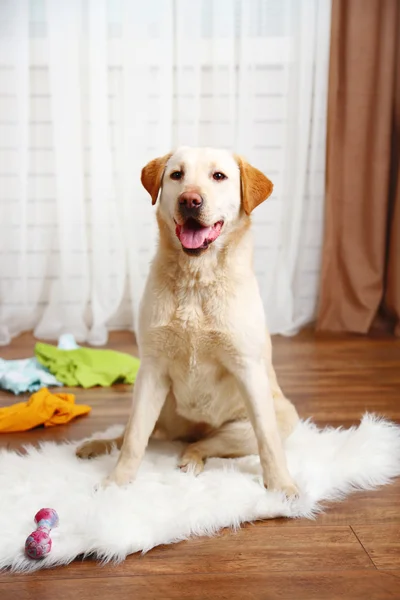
xmin=179 ymin=224 xmax=212 ymax=249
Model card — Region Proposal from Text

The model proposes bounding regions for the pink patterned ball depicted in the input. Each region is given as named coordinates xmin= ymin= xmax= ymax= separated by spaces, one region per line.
xmin=34 ymin=508 xmax=59 ymax=527
xmin=25 ymin=528 xmax=52 ymax=559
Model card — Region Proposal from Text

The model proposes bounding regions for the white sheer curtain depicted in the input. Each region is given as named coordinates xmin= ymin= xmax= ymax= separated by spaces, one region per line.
xmin=0 ymin=0 xmax=331 ymax=345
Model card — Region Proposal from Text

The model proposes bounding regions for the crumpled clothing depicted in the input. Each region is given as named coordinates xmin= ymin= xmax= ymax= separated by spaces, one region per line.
xmin=0 ymin=388 xmax=91 ymax=432
xmin=0 ymin=334 xmax=80 ymax=395
xmin=0 ymin=358 xmax=62 ymax=395
xmin=35 ymin=342 xmax=140 ymax=388
xmin=57 ymin=334 xmax=80 ymax=350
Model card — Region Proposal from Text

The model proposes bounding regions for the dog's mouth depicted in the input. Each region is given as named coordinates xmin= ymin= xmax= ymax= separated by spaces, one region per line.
xmin=175 ymin=218 xmax=224 ymax=253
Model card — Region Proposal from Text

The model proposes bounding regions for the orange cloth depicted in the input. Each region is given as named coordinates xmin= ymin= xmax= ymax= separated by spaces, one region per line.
xmin=0 ymin=388 xmax=91 ymax=432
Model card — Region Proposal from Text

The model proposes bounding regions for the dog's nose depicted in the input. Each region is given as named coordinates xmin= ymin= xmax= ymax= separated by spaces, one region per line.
xmin=178 ymin=192 xmax=203 ymax=210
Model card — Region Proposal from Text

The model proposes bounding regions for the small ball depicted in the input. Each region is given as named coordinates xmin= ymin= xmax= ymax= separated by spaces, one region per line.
xmin=25 ymin=529 xmax=52 ymax=559
xmin=35 ymin=508 xmax=59 ymax=528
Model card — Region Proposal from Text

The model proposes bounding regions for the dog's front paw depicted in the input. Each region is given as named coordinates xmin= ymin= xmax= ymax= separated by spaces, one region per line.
xmin=264 ymin=477 xmax=299 ymax=500
xmin=279 ymin=481 xmax=299 ymax=500
xmin=99 ymin=469 xmax=134 ymax=489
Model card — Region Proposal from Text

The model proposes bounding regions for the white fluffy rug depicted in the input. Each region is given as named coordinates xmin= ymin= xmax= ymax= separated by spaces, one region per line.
xmin=1 ymin=414 xmax=400 ymax=572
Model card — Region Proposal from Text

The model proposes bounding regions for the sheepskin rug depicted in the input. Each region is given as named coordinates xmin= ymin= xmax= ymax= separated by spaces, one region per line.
xmin=1 ymin=414 xmax=399 ymax=572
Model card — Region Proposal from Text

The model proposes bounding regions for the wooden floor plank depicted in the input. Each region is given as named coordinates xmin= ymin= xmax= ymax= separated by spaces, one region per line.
xmin=352 ymin=525 xmax=400 ymax=570
xmin=0 ymin=571 xmax=399 ymax=600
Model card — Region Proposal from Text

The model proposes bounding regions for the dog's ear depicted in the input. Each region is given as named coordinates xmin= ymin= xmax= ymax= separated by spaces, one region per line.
xmin=141 ymin=153 xmax=172 ymax=205
xmin=235 ymin=155 xmax=273 ymax=215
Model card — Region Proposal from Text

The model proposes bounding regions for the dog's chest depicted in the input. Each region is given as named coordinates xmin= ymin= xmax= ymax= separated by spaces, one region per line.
xmin=169 ymin=342 xmax=243 ymax=426
xmin=143 ymin=323 xmax=243 ymax=426
xmin=141 ymin=276 xmax=246 ymax=426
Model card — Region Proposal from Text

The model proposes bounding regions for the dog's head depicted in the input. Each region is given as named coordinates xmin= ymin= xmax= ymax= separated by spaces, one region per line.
xmin=141 ymin=146 xmax=273 ymax=256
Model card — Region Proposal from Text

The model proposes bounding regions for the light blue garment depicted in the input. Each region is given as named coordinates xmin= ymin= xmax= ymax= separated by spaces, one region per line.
xmin=57 ymin=334 xmax=80 ymax=350
xmin=0 ymin=334 xmax=79 ymax=394
xmin=0 ymin=358 xmax=62 ymax=395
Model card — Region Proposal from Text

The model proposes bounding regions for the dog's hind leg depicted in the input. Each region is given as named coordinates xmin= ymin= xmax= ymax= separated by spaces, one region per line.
xmin=179 ymin=420 xmax=257 ymax=475
xmin=76 ymin=434 xmax=124 ymax=459
xmin=75 ymin=392 xmax=190 ymax=460
xmin=178 ymin=397 xmax=298 ymax=476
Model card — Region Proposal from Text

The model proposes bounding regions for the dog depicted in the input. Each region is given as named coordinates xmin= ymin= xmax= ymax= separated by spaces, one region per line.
xmin=77 ymin=146 xmax=299 ymax=497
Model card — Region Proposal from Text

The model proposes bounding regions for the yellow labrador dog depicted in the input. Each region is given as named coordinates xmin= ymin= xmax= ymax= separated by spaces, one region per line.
xmin=77 ymin=146 xmax=299 ymax=497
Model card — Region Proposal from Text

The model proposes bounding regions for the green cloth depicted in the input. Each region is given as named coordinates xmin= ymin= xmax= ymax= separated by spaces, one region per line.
xmin=35 ymin=342 xmax=140 ymax=388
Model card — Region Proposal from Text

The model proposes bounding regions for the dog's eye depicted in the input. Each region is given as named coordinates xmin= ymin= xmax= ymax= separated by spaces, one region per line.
xmin=170 ymin=171 xmax=183 ymax=180
xmin=213 ymin=172 xmax=227 ymax=181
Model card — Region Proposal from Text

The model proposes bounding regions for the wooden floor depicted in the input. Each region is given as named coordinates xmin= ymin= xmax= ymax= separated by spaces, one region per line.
xmin=0 ymin=331 xmax=399 ymax=599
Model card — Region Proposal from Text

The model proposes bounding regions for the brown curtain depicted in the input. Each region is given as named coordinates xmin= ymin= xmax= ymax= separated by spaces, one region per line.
xmin=317 ymin=0 xmax=400 ymax=335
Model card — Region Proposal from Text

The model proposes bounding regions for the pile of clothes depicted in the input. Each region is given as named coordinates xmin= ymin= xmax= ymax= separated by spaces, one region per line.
xmin=0 ymin=334 xmax=140 ymax=433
